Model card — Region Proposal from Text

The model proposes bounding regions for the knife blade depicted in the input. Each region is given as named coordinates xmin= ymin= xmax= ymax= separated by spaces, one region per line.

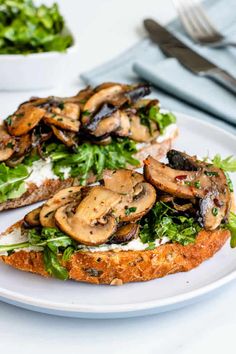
xmin=144 ymin=19 xmax=236 ymax=95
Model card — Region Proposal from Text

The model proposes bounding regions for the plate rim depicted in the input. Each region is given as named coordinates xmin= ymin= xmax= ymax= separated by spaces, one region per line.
xmin=0 ymin=111 xmax=235 ymax=316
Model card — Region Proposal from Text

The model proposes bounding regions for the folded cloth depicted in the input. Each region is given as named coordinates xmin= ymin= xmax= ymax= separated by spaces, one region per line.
xmin=81 ymin=0 xmax=236 ymax=134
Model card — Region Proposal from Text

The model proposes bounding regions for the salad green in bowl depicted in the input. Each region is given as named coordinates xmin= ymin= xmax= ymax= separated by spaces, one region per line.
xmin=0 ymin=0 xmax=73 ymax=54
xmin=0 ymin=0 xmax=78 ymax=90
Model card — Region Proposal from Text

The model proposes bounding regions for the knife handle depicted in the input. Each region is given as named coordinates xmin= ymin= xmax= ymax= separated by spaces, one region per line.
xmin=204 ymin=68 xmax=236 ymax=95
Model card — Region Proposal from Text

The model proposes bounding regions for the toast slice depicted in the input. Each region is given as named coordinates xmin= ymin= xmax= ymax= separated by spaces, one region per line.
xmin=0 ymin=82 xmax=178 ymax=211
xmin=0 ymin=221 xmax=230 ymax=285
xmin=0 ymin=146 xmax=234 ymax=285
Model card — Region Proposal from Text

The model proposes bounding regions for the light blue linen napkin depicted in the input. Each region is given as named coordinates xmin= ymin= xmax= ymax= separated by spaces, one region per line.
xmin=81 ymin=0 xmax=236 ymax=134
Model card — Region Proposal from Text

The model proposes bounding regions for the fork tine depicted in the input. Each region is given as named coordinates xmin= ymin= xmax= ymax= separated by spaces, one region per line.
xmin=191 ymin=0 xmax=223 ymax=38
xmin=184 ymin=0 xmax=211 ymax=39
xmin=173 ymin=0 xmax=200 ymax=41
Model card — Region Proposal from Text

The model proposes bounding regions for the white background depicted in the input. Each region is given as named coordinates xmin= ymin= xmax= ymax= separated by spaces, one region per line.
xmin=1 ymin=1 xmax=236 ymax=353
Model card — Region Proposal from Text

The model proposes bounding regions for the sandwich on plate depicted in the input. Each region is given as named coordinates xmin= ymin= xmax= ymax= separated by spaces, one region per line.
xmin=0 ymin=82 xmax=178 ymax=211
xmin=0 ymin=150 xmax=235 ymax=285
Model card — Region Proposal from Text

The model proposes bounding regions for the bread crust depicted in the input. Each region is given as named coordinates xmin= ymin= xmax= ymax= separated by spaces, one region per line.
xmin=0 ymin=134 xmax=177 ymax=211
xmin=0 ymin=221 xmax=230 ymax=285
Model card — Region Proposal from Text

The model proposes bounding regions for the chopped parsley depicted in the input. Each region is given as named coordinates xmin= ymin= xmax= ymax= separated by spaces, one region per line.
xmin=212 ymin=207 xmax=218 ymax=216
xmin=125 ymin=207 xmax=137 ymax=216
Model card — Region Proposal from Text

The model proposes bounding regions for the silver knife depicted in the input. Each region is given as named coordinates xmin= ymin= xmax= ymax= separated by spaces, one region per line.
xmin=144 ymin=19 xmax=236 ymax=95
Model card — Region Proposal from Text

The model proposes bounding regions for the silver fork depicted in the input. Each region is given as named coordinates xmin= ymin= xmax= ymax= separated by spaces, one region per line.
xmin=173 ymin=0 xmax=236 ymax=48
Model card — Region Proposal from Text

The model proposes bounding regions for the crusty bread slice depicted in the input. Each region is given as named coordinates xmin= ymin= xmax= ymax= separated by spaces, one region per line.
xmin=0 ymin=220 xmax=230 ymax=285
xmin=0 ymin=135 xmax=176 ymax=212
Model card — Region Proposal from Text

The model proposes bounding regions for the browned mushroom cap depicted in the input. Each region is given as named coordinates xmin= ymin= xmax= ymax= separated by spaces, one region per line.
xmin=114 ymin=182 xmax=157 ymax=222
xmin=129 ymin=115 xmax=159 ymax=142
xmin=15 ymin=134 xmax=32 ymax=158
xmin=103 ymin=169 xmax=144 ymax=194
xmin=90 ymin=111 xmax=121 ymax=137
xmin=55 ymin=186 xmax=121 ymax=246
xmin=24 ymin=206 xmax=42 ymax=227
xmin=94 ymin=82 xmax=122 ymax=92
xmin=43 ymin=102 xmax=80 ymax=132
xmin=83 ymin=84 xmax=124 ymax=115
xmin=144 ymin=154 xmax=231 ymax=230
xmin=115 ymin=111 xmax=131 ymax=137
xmin=65 ymin=87 xmax=94 ymax=109
xmin=109 ymin=223 xmax=139 ymax=244
xmin=40 ymin=187 xmax=83 ymax=228
xmin=144 ymin=155 xmax=204 ymax=199
xmin=6 ymin=104 xmax=45 ymax=136
xmin=51 ymin=126 xmax=77 ymax=147
xmin=103 ymin=169 xmax=156 ymax=222
xmin=0 ymin=126 xmax=16 ymax=161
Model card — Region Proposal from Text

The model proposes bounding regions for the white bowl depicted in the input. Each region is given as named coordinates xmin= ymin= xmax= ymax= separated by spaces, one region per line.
xmin=0 ymin=27 xmax=78 ymax=91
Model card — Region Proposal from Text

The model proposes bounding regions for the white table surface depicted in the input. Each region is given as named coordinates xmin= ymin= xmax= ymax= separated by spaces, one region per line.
xmin=1 ymin=1 xmax=236 ymax=353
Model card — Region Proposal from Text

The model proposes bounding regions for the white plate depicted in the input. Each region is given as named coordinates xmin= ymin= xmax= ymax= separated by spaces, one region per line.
xmin=0 ymin=112 xmax=235 ymax=319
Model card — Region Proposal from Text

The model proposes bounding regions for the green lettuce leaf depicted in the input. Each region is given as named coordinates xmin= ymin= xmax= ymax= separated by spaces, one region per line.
xmin=0 ymin=163 xmax=29 ymax=202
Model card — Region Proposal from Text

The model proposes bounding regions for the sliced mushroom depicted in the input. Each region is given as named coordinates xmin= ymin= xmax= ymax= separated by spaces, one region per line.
xmin=94 ymin=82 xmax=122 ymax=92
xmin=103 ymin=169 xmax=144 ymax=195
xmin=51 ymin=126 xmax=77 ymax=147
xmin=83 ymin=102 xmax=118 ymax=131
xmin=14 ymin=133 xmax=32 ymax=158
xmin=40 ymin=187 xmax=83 ymax=228
xmin=83 ymin=84 xmax=124 ymax=115
xmin=144 ymin=156 xmax=204 ymax=199
xmin=115 ymin=111 xmax=131 ymax=137
xmin=65 ymin=86 xmax=94 ymax=108
xmin=167 ymin=150 xmax=199 ymax=171
xmin=24 ymin=206 xmax=42 ymax=227
xmin=103 ymin=169 xmax=156 ymax=221
xmin=31 ymin=124 xmax=52 ymax=144
xmin=5 ymin=155 xmax=25 ymax=167
xmin=55 ymin=186 xmax=121 ymax=245
xmin=91 ymin=111 xmax=121 ymax=137
xmin=95 ymin=136 xmax=112 ymax=146
xmin=124 ymin=83 xmax=151 ymax=103
xmin=43 ymin=102 xmax=80 ymax=133
xmin=109 ymin=223 xmax=139 ymax=244
xmin=129 ymin=115 xmax=159 ymax=142
xmin=6 ymin=104 xmax=45 ymax=136
xmin=144 ymin=154 xmax=231 ymax=230
xmin=113 ymin=182 xmax=157 ymax=222
xmin=0 ymin=126 xmax=16 ymax=161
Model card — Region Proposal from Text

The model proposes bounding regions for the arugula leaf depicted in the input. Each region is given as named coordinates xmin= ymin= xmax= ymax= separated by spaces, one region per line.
xmin=0 ymin=163 xmax=29 ymax=202
xmin=139 ymin=105 xmax=176 ymax=135
xmin=211 ymin=154 xmax=236 ymax=172
xmin=209 ymin=154 xmax=236 ymax=192
xmin=225 ymin=212 xmax=236 ymax=248
xmin=28 ymin=227 xmax=76 ymax=280
xmin=0 ymin=0 xmax=73 ymax=54
xmin=62 ymin=246 xmax=75 ymax=262
xmin=140 ymin=201 xmax=201 ymax=246
xmin=149 ymin=107 xmax=176 ymax=134
xmin=46 ymin=138 xmax=140 ymax=185
xmin=43 ymin=247 xmax=68 ymax=280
